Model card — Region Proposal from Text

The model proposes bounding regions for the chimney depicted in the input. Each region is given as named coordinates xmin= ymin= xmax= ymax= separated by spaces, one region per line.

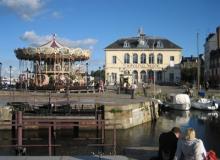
xmin=217 ymin=26 xmax=220 ymax=49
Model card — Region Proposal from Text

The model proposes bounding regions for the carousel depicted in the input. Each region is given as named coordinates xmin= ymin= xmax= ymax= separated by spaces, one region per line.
xmin=14 ymin=35 xmax=90 ymax=90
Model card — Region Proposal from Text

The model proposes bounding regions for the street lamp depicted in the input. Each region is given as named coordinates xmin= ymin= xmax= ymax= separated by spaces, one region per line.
xmin=9 ymin=65 xmax=12 ymax=88
xmin=26 ymin=68 xmax=29 ymax=90
xmin=86 ymin=63 xmax=88 ymax=89
xmin=103 ymin=65 xmax=105 ymax=83
xmin=99 ymin=66 xmax=101 ymax=81
xmin=0 ymin=62 xmax=2 ymax=88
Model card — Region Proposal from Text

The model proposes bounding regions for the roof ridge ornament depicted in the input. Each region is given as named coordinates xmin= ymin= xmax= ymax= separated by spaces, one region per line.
xmin=138 ymin=27 xmax=145 ymax=37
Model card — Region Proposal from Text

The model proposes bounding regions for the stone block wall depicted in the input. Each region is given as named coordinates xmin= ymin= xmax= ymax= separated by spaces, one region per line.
xmin=105 ymin=100 xmax=159 ymax=129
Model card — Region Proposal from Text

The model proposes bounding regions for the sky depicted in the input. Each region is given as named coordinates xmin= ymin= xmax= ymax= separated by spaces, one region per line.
xmin=0 ymin=0 xmax=219 ymax=78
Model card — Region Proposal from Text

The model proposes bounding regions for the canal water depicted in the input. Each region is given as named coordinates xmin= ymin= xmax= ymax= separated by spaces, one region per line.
xmin=0 ymin=110 xmax=219 ymax=157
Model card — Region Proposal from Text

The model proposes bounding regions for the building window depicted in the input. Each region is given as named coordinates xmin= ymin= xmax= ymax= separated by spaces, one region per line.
xmin=170 ymin=56 xmax=174 ymax=61
xmin=112 ymin=56 xmax=117 ymax=64
xmin=133 ymin=53 xmax=138 ymax=64
xmin=123 ymin=40 xmax=130 ymax=48
xmin=111 ymin=73 xmax=117 ymax=83
xmin=124 ymin=53 xmax=130 ymax=64
xmin=141 ymin=53 xmax=146 ymax=64
xmin=157 ymin=54 xmax=163 ymax=64
xmin=149 ymin=53 xmax=154 ymax=64
xmin=156 ymin=40 xmax=164 ymax=48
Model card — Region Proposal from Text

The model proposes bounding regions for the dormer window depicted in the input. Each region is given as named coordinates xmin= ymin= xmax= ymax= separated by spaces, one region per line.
xmin=139 ymin=39 xmax=145 ymax=46
xmin=138 ymin=39 xmax=149 ymax=48
xmin=123 ymin=40 xmax=130 ymax=48
xmin=156 ymin=40 xmax=164 ymax=48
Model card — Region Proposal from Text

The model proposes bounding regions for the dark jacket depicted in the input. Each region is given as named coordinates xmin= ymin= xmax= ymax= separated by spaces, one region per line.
xmin=159 ymin=131 xmax=178 ymax=160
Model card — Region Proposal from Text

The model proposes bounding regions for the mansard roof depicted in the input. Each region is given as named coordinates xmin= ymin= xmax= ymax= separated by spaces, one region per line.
xmin=105 ymin=36 xmax=182 ymax=50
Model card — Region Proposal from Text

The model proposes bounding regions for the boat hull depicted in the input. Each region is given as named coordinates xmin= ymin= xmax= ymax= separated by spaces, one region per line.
xmin=191 ymin=102 xmax=218 ymax=111
xmin=165 ymin=103 xmax=191 ymax=111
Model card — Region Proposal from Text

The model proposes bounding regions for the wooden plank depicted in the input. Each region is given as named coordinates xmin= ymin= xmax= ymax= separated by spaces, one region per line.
xmin=125 ymin=146 xmax=158 ymax=151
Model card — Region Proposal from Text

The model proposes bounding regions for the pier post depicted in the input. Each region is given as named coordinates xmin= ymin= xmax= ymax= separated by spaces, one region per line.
xmin=100 ymin=105 xmax=105 ymax=144
xmin=73 ymin=122 xmax=79 ymax=138
xmin=48 ymin=126 xmax=52 ymax=156
xmin=52 ymin=122 xmax=56 ymax=155
xmin=17 ymin=111 xmax=23 ymax=155
xmin=11 ymin=112 xmax=16 ymax=145
xmin=49 ymin=91 xmax=51 ymax=104
xmin=113 ymin=123 xmax=116 ymax=155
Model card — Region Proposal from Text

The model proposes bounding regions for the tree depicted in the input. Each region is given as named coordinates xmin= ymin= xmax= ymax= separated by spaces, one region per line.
xmin=90 ymin=69 xmax=105 ymax=81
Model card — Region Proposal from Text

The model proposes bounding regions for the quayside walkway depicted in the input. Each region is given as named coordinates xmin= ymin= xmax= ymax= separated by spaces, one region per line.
xmin=0 ymin=155 xmax=131 ymax=160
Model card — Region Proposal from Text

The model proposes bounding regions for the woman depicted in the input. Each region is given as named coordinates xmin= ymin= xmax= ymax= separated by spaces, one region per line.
xmin=174 ymin=128 xmax=206 ymax=160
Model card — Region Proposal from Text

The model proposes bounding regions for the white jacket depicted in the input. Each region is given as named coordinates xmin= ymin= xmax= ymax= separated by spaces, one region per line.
xmin=174 ymin=138 xmax=206 ymax=160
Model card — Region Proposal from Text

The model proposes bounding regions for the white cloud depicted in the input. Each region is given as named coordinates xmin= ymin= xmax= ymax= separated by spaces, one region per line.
xmin=20 ymin=31 xmax=98 ymax=49
xmin=51 ymin=11 xmax=62 ymax=19
xmin=0 ymin=0 xmax=44 ymax=20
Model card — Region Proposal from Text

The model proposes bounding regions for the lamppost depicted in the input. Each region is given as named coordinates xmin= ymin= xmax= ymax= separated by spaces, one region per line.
xmin=9 ymin=65 xmax=12 ymax=88
xmin=99 ymin=66 xmax=101 ymax=81
xmin=0 ymin=62 xmax=2 ymax=88
xmin=26 ymin=68 xmax=29 ymax=90
xmin=103 ymin=65 xmax=105 ymax=84
xmin=86 ymin=63 xmax=88 ymax=89
xmin=162 ymin=68 xmax=166 ymax=84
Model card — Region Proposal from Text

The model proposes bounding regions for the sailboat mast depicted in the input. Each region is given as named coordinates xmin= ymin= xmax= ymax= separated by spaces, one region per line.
xmin=197 ymin=32 xmax=200 ymax=90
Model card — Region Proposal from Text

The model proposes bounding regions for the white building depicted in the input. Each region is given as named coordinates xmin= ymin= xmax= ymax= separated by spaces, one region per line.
xmin=104 ymin=29 xmax=182 ymax=85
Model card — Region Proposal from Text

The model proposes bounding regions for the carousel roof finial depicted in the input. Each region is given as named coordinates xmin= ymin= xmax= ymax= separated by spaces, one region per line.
xmin=50 ymin=33 xmax=60 ymax=48
xmin=52 ymin=33 xmax=56 ymax=41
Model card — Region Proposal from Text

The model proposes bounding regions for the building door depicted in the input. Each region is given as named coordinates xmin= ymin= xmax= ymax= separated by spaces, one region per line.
xmin=157 ymin=71 xmax=162 ymax=82
xmin=148 ymin=70 xmax=154 ymax=83
xmin=140 ymin=70 xmax=147 ymax=83
xmin=132 ymin=70 xmax=138 ymax=83
xmin=169 ymin=73 xmax=174 ymax=82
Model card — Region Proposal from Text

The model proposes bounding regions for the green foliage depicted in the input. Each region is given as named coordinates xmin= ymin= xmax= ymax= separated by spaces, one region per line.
xmin=91 ymin=69 xmax=105 ymax=81
xmin=110 ymin=108 xmax=122 ymax=113
xmin=181 ymin=67 xmax=197 ymax=83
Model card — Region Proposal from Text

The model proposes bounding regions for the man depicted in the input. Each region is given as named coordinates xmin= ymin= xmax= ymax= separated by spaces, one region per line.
xmin=130 ymin=82 xmax=137 ymax=99
xmin=159 ymin=127 xmax=181 ymax=160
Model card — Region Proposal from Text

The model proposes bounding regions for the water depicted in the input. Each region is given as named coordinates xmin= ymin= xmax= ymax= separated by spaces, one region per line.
xmin=0 ymin=110 xmax=219 ymax=157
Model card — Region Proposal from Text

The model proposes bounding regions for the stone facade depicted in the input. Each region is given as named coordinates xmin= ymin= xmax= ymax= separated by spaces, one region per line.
xmin=204 ymin=26 xmax=220 ymax=83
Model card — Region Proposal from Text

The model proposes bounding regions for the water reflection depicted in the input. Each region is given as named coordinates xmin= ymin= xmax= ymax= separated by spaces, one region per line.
xmin=192 ymin=110 xmax=219 ymax=121
xmin=0 ymin=110 xmax=219 ymax=157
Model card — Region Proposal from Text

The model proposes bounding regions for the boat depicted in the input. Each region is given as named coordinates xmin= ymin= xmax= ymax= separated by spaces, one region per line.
xmin=191 ymin=98 xmax=219 ymax=111
xmin=164 ymin=94 xmax=191 ymax=111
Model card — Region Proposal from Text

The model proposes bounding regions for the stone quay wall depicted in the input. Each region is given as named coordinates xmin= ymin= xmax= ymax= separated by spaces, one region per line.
xmin=105 ymin=100 xmax=159 ymax=129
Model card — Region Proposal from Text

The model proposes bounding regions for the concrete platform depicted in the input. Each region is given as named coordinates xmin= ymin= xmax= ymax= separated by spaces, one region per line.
xmin=0 ymin=155 xmax=133 ymax=160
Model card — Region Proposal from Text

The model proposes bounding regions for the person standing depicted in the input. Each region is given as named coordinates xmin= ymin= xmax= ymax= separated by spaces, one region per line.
xmin=142 ymin=83 xmax=147 ymax=97
xmin=174 ymin=128 xmax=206 ymax=160
xmin=98 ymin=80 xmax=104 ymax=93
xmin=159 ymin=127 xmax=181 ymax=160
xmin=130 ymin=82 xmax=137 ymax=99
xmin=205 ymin=81 xmax=209 ymax=91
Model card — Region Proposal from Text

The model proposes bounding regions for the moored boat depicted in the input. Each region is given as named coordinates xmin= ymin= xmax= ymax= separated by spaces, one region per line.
xmin=191 ymin=98 xmax=218 ymax=111
xmin=164 ymin=94 xmax=191 ymax=111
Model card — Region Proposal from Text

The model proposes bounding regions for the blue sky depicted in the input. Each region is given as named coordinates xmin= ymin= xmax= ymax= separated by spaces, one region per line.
xmin=0 ymin=0 xmax=219 ymax=77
